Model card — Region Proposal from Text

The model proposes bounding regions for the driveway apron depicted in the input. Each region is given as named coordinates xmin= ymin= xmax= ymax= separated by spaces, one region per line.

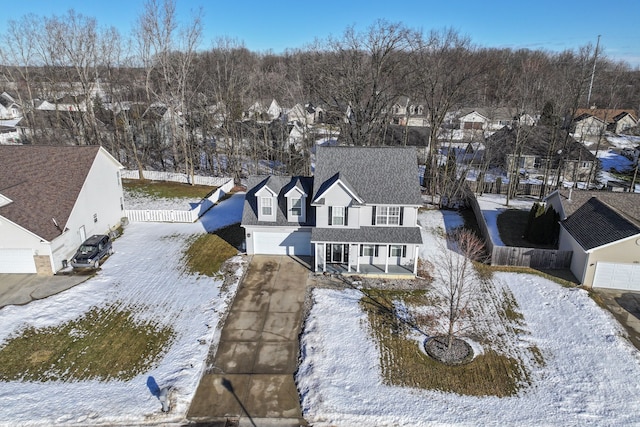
xmin=187 ymin=255 xmax=309 ymax=426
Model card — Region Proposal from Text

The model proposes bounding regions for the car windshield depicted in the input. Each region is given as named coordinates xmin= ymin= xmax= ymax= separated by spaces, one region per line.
xmin=78 ymin=244 xmax=97 ymax=254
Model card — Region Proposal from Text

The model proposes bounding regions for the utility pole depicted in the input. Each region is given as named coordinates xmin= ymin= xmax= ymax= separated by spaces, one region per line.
xmin=586 ymin=35 xmax=601 ymax=107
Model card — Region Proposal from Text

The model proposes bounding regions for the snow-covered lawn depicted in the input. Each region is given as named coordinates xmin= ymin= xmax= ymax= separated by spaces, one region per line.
xmin=474 ymin=194 xmax=534 ymax=246
xmin=297 ymin=209 xmax=640 ymax=426
xmin=0 ymin=195 xmax=245 ymax=425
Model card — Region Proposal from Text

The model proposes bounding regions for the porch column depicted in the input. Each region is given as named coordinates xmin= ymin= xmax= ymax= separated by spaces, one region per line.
xmin=323 ymin=243 xmax=327 ymax=273
xmin=413 ymin=245 xmax=419 ymax=275
xmin=384 ymin=244 xmax=389 ymax=273
xmin=356 ymin=244 xmax=361 ymax=273
xmin=347 ymin=244 xmax=352 ymax=272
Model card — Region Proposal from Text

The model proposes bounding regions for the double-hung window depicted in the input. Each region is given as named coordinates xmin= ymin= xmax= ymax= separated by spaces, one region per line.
xmin=290 ymin=197 xmax=302 ymax=216
xmin=375 ymin=206 xmax=401 ymax=225
xmin=261 ymin=197 xmax=273 ymax=216
xmin=331 ymin=206 xmax=345 ymax=226
xmin=389 ymin=245 xmax=406 ymax=257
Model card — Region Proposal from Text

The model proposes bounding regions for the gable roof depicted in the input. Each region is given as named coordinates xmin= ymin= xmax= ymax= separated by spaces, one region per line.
xmin=556 ymin=189 xmax=640 ymax=224
xmin=561 ymin=197 xmax=640 ymax=251
xmin=458 ymin=107 xmax=518 ymax=121
xmin=313 ymin=172 xmax=363 ymax=205
xmin=485 ymin=125 xmax=595 ymax=164
xmin=312 ymin=146 xmax=422 ymax=206
xmin=574 ymin=108 xmax=637 ymax=123
xmin=242 ymin=175 xmax=315 ymax=227
xmin=0 ymin=145 xmax=103 ymax=241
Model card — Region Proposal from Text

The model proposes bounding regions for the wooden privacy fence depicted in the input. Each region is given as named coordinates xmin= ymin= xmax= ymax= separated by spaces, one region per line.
xmin=490 ymin=246 xmax=572 ymax=269
xmin=467 ymin=193 xmax=572 ymax=269
xmin=121 ymin=169 xmax=232 ymax=187
xmin=124 ymin=177 xmax=236 ymax=223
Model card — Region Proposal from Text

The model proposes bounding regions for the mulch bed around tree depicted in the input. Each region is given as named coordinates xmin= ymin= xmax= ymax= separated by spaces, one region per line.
xmin=424 ymin=336 xmax=474 ymax=365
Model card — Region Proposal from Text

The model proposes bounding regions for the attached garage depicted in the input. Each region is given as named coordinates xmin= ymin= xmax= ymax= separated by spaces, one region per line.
xmin=0 ymin=249 xmax=37 ymax=273
xmin=593 ymin=262 xmax=640 ymax=291
xmin=252 ymin=230 xmax=312 ymax=256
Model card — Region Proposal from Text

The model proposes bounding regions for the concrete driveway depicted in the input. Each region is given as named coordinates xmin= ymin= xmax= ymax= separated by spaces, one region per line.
xmin=596 ymin=289 xmax=640 ymax=351
xmin=188 ymin=255 xmax=311 ymax=426
xmin=0 ymin=273 xmax=90 ymax=309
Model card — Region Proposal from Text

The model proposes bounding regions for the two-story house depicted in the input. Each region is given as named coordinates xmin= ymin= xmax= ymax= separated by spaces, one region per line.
xmin=241 ymin=146 xmax=424 ymax=276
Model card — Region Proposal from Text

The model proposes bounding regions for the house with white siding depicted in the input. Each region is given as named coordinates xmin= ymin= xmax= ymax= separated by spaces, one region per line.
xmin=0 ymin=145 xmax=124 ymax=275
xmin=242 ymin=146 xmax=423 ymax=276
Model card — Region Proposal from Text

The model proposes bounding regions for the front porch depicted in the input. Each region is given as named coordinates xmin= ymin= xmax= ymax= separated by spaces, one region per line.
xmin=313 ymin=241 xmax=420 ymax=277
xmin=321 ymin=262 xmax=415 ymax=278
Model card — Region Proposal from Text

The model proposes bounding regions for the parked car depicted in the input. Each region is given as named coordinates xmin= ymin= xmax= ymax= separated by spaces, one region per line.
xmin=70 ymin=234 xmax=113 ymax=269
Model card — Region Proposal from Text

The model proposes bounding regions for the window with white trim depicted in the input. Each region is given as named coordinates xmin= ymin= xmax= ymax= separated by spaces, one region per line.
xmin=261 ymin=197 xmax=273 ymax=216
xmin=376 ymin=206 xmax=401 ymax=225
xmin=332 ymin=206 xmax=345 ymax=225
xmin=290 ymin=197 xmax=302 ymax=216
xmin=389 ymin=245 xmax=405 ymax=257
xmin=360 ymin=244 xmax=378 ymax=257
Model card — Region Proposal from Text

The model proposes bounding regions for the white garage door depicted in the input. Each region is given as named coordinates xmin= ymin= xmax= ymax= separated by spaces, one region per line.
xmin=593 ymin=262 xmax=640 ymax=291
xmin=253 ymin=231 xmax=312 ymax=256
xmin=0 ymin=248 xmax=37 ymax=273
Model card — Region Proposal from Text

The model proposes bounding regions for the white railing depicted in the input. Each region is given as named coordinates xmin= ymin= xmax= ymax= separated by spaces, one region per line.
xmin=121 ymin=169 xmax=232 ymax=187
xmin=124 ymin=178 xmax=236 ymax=223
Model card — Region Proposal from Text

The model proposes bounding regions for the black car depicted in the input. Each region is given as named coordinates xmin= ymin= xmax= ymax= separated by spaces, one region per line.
xmin=70 ymin=234 xmax=113 ymax=269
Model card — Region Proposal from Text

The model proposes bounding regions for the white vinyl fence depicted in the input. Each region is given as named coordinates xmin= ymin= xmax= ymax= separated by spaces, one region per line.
xmin=121 ymin=169 xmax=232 ymax=187
xmin=124 ymin=172 xmax=236 ymax=223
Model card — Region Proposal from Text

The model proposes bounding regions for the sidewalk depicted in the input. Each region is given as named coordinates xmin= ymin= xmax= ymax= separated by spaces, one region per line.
xmin=187 ymin=255 xmax=310 ymax=426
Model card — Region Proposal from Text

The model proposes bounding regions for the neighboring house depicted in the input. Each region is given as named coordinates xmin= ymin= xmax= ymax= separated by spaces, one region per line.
xmin=242 ymin=146 xmax=424 ymax=276
xmin=573 ymin=108 xmax=638 ymax=136
xmin=0 ymin=92 xmax=21 ymax=119
xmin=484 ymin=125 xmax=597 ymax=183
xmin=381 ymin=125 xmax=430 ymax=147
xmin=391 ymin=98 xmax=428 ymax=127
xmin=545 ymin=189 xmax=640 ymax=290
xmin=16 ymin=110 xmax=107 ymax=144
xmin=36 ymin=94 xmax=89 ymax=112
xmin=457 ymin=107 xmax=520 ymax=131
xmin=440 ymin=141 xmax=485 ymax=164
xmin=267 ymin=99 xmax=282 ymax=120
xmin=287 ymin=103 xmax=319 ymax=125
xmin=0 ymin=145 xmax=124 ymax=275
xmin=0 ymin=125 xmax=20 ymax=144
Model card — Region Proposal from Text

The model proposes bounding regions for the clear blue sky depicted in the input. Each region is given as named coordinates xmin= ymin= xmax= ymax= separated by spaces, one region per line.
xmin=1 ymin=0 xmax=639 ymax=68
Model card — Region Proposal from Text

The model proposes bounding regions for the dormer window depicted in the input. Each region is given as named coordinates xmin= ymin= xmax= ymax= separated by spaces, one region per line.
xmin=285 ymin=186 xmax=306 ymax=222
xmin=290 ymin=197 xmax=302 ymax=217
xmin=261 ymin=197 xmax=273 ymax=216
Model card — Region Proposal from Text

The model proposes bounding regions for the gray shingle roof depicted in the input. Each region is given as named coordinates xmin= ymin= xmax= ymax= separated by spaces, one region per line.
xmin=241 ymin=175 xmax=315 ymax=227
xmin=311 ymin=226 xmax=423 ymax=244
xmin=312 ymin=146 xmax=422 ymax=205
xmin=558 ymin=189 xmax=640 ymax=225
xmin=0 ymin=145 xmax=101 ymax=241
xmin=561 ymin=197 xmax=640 ymax=250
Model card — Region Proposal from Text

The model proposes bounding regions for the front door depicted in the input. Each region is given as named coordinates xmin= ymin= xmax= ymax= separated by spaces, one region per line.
xmin=326 ymin=243 xmax=349 ymax=264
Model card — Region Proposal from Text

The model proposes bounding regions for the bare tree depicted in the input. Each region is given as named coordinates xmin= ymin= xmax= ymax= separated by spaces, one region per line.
xmin=408 ymin=28 xmax=484 ymax=204
xmin=306 ymin=20 xmax=411 ymax=147
xmin=431 ymin=228 xmax=487 ymax=352
xmin=135 ymin=0 xmax=202 ymax=179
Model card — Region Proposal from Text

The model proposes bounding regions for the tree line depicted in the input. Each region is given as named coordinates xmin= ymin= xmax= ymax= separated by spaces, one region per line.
xmin=1 ymin=0 xmax=638 ymax=193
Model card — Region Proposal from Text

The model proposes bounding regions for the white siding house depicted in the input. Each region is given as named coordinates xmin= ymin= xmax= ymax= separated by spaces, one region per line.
xmin=242 ymin=146 xmax=423 ymax=277
xmin=0 ymin=145 xmax=124 ymax=274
